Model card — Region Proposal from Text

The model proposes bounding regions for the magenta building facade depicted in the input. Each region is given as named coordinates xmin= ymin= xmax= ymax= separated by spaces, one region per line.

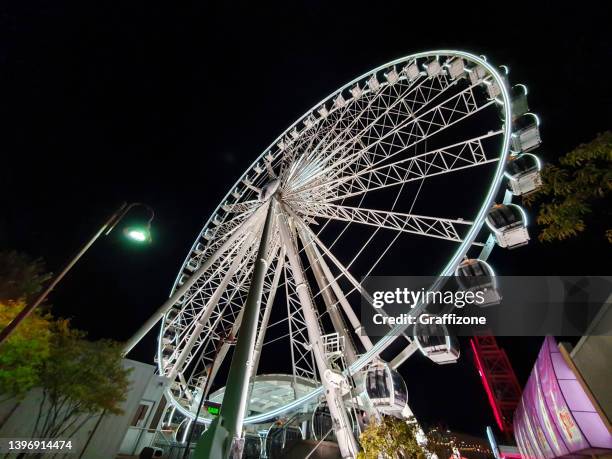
xmin=513 ymin=337 xmax=611 ymax=458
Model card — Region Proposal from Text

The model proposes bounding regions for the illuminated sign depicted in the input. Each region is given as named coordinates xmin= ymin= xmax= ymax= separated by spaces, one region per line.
xmin=204 ymin=401 xmax=221 ymax=416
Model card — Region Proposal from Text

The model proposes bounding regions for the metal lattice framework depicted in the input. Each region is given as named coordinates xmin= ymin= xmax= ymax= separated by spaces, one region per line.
xmin=132 ymin=51 xmax=518 ymax=450
xmin=471 ymin=336 xmax=522 ymax=435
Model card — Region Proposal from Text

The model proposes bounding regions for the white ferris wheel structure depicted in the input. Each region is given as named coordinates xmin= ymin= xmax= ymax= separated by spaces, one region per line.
xmin=124 ymin=50 xmax=543 ymax=458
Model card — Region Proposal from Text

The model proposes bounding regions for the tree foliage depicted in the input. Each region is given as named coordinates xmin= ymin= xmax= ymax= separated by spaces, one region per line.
xmin=358 ymin=416 xmax=426 ymax=459
xmin=0 ymin=251 xmax=53 ymax=400
xmin=32 ymin=322 xmax=131 ymax=439
xmin=523 ymin=131 xmax=612 ymax=243
xmin=0 ymin=251 xmax=52 ymax=302
xmin=0 ymin=250 xmax=131 ymax=440
xmin=0 ymin=300 xmax=52 ymax=400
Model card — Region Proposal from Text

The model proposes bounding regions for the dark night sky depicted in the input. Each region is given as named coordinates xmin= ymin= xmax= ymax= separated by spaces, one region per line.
xmin=1 ymin=0 xmax=610 ymax=438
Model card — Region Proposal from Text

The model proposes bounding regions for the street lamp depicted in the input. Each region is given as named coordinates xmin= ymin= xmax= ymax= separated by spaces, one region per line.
xmin=0 ymin=202 xmax=155 ymax=345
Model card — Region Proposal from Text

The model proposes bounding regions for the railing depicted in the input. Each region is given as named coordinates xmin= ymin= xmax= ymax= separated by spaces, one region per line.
xmin=305 ymin=427 xmax=334 ymax=459
xmin=265 ymin=411 xmax=311 ymax=458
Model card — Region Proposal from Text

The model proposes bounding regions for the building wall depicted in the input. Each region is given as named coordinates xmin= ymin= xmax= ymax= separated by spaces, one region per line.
xmin=513 ymin=337 xmax=612 ymax=458
xmin=0 ymin=359 xmax=167 ymax=459
xmin=569 ymin=301 xmax=612 ymax=424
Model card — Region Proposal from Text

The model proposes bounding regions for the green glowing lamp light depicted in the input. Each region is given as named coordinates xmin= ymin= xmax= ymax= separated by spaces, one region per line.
xmin=123 ymin=226 xmax=152 ymax=243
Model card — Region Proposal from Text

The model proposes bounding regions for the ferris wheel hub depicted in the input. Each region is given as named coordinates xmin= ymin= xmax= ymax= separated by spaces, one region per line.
xmin=259 ymin=179 xmax=281 ymax=201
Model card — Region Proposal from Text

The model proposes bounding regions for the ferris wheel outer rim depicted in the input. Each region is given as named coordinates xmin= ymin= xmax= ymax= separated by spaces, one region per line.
xmin=161 ymin=49 xmax=514 ymax=425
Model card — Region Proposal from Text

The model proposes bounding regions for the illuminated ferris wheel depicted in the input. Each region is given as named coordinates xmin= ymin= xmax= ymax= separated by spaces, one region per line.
xmin=125 ymin=50 xmax=542 ymax=457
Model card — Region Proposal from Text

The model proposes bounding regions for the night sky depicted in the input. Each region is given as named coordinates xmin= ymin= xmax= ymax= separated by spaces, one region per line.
xmin=2 ymin=0 xmax=610 ymax=439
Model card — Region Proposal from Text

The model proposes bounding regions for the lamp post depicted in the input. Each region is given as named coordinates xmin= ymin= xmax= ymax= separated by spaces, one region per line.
xmin=0 ymin=202 xmax=155 ymax=345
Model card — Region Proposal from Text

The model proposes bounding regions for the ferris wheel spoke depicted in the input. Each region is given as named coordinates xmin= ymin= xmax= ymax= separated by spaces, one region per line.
xmin=221 ymin=199 xmax=261 ymax=214
xmin=189 ymin=236 xmax=270 ymax=363
xmin=251 ymin=246 xmax=286 ymax=379
xmin=304 ymin=69 xmax=448 ymax=177
xmin=167 ymin=230 xmax=254 ymax=334
xmin=182 ymin=238 xmax=283 ymax=396
xmin=172 ymin=208 xmax=263 ymax=302
xmin=171 ymin=236 xmax=283 ymax=386
xmin=278 ymin=209 xmax=361 ymax=455
xmin=283 ymin=72 xmax=436 ymax=191
xmin=203 ymin=207 xmax=257 ymax=243
xmin=130 ymin=202 xmax=269 ymax=357
xmin=294 ymin=218 xmax=412 ymax=352
xmin=282 ymin=112 xmax=359 ymax=191
xmin=287 ymin=90 xmax=378 ymax=178
xmin=168 ymin=221 xmax=273 ymax=377
xmin=296 ymin=215 xmax=407 ymax=323
xmin=291 ymin=201 xmax=472 ymax=243
xmin=280 ymin=113 xmax=338 ymax=178
xmin=290 ymin=214 xmax=375 ymax=306
xmin=302 ymin=81 xmax=488 ymax=190
xmin=284 ymin=261 xmax=318 ymax=383
xmin=165 ymin=230 xmax=258 ymax=377
xmin=301 ymin=231 xmax=360 ymax=364
xmin=178 ymin=264 xmax=252 ymax=375
xmin=199 ymin=305 xmax=249 ymax=401
xmin=181 ymin=262 xmax=255 ymax=385
xmin=286 ymin=131 xmax=502 ymax=203
xmin=293 ymin=74 xmax=459 ymax=188
xmin=298 ymin=227 xmax=374 ymax=352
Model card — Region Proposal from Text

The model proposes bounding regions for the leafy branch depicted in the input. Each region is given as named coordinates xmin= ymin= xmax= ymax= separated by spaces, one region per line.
xmin=523 ymin=131 xmax=612 ymax=243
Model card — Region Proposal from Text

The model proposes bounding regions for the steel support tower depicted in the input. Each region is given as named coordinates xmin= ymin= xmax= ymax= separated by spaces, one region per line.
xmin=470 ymin=336 xmax=522 ymax=436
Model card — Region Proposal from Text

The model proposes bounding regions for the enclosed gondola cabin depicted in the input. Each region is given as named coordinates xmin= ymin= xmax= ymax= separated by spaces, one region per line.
xmin=506 ymin=153 xmax=542 ymax=196
xmin=364 ymin=361 xmax=409 ymax=416
xmin=511 ymin=113 xmax=541 ymax=152
xmin=511 ymin=84 xmax=529 ymax=120
xmin=455 ymin=258 xmax=502 ymax=306
xmin=486 ymin=204 xmax=529 ymax=249
xmin=414 ymin=317 xmax=460 ymax=365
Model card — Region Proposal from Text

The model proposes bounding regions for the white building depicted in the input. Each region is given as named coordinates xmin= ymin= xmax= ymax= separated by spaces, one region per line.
xmin=0 ymin=359 xmax=168 ymax=459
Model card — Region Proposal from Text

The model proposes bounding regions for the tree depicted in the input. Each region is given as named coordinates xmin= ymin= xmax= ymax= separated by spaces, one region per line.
xmin=358 ymin=416 xmax=427 ymax=459
xmin=0 ymin=250 xmax=131 ymax=444
xmin=0 ymin=251 xmax=52 ymax=302
xmin=0 ymin=251 xmax=53 ymax=401
xmin=0 ymin=300 xmax=52 ymax=401
xmin=31 ymin=321 xmax=131 ymax=441
xmin=523 ymin=131 xmax=612 ymax=243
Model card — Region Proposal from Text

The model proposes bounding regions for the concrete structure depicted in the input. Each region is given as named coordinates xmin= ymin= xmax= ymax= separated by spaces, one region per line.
xmin=0 ymin=359 xmax=167 ymax=459
xmin=567 ymin=336 xmax=612 ymax=423
xmin=563 ymin=297 xmax=612 ymax=424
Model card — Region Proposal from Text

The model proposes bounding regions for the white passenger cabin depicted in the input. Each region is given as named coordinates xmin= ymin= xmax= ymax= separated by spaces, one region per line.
xmin=511 ymin=113 xmax=541 ymax=152
xmin=486 ymin=204 xmax=529 ymax=249
xmin=364 ymin=361 xmax=409 ymax=416
xmin=506 ymin=153 xmax=542 ymax=196
xmin=414 ymin=317 xmax=460 ymax=364
xmin=455 ymin=258 xmax=502 ymax=306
